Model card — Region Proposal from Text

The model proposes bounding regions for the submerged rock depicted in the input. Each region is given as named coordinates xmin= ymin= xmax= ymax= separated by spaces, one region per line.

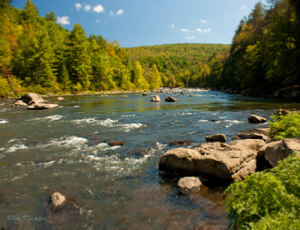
xmin=165 ymin=96 xmax=178 ymax=102
xmin=27 ymin=103 xmax=59 ymax=110
xmin=248 ymin=115 xmax=267 ymax=123
xmin=159 ymin=139 xmax=263 ymax=181
xmin=107 ymin=141 xmax=124 ymax=146
xmin=150 ymin=95 xmax=161 ymax=102
xmin=205 ymin=134 xmax=226 ymax=142
xmin=169 ymin=140 xmax=192 ymax=146
xmin=177 ymin=177 xmax=202 ymax=190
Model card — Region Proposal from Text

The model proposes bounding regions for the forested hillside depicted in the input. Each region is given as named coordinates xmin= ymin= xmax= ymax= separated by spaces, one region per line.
xmin=205 ymin=0 xmax=300 ymax=94
xmin=0 ymin=0 xmax=163 ymax=97
xmin=125 ymin=43 xmax=230 ymax=87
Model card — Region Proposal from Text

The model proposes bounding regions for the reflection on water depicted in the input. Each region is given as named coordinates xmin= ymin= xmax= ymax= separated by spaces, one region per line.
xmin=0 ymin=90 xmax=299 ymax=229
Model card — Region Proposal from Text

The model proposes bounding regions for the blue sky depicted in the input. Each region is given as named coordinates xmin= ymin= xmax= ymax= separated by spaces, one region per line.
xmin=11 ymin=0 xmax=267 ymax=47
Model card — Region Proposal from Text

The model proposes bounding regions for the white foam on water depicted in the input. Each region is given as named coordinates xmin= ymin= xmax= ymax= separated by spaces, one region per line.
xmin=31 ymin=115 xmax=64 ymax=122
xmin=0 ymin=154 xmax=5 ymax=159
xmin=71 ymin=118 xmax=118 ymax=127
xmin=11 ymin=173 xmax=28 ymax=182
xmin=6 ymin=144 xmax=28 ymax=153
xmin=8 ymin=138 xmax=26 ymax=143
xmin=198 ymin=120 xmax=209 ymax=122
xmin=121 ymin=114 xmax=136 ymax=117
xmin=224 ymin=120 xmax=243 ymax=124
xmin=0 ymin=119 xmax=9 ymax=124
xmin=73 ymin=105 xmax=80 ymax=108
xmin=39 ymin=136 xmax=88 ymax=149
xmin=0 ymin=108 xmax=7 ymax=112
xmin=121 ymin=123 xmax=145 ymax=132
xmin=155 ymin=142 xmax=168 ymax=150
xmin=104 ymin=145 xmax=121 ymax=150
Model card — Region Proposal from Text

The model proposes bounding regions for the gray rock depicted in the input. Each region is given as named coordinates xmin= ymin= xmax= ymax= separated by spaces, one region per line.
xmin=150 ymin=95 xmax=161 ymax=102
xmin=57 ymin=96 xmax=65 ymax=100
xmin=206 ymin=134 xmax=226 ymax=142
xmin=19 ymin=93 xmax=44 ymax=105
xmin=248 ymin=115 xmax=267 ymax=123
xmin=178 ymin=177 xmax=202 ymax=189
xmin=165 ymin=96 xmax=178 ymax=102
xmin=258 ymin=137 xmax=300 ymax=167
xmin=234 ymin=133 xmax=270 ymax=142
xmin=27 ymin=103 xmax=59 ymax=110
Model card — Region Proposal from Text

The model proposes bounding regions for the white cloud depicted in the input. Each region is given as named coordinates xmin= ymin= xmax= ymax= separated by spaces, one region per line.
xmin=57 ymin=16 xmax=70 ymax=25
xmin=200 ymin=20 xmax=207 ymax=23
xmin=84 ymin=4 xmax=91 ymax=11
xmin=94 ymin=5 xmax=104 ymax=13
xmin=116 ymin=9 xmax=123 ymax=15
xmin=242 ymin=5 xmax=247 ymax=10
xmin=75 ymin=3 xmax=82 ymax=11
xmin=171 ymin=24 xmax=175 ymax=27
xmin=95 ymin=19 xmax=100 ymax=23
xmin=181 ymin=28 xmax=189 ymax=32
xmin=187 ymin=36 xmax=195 ymax=39
xmin=203 ymin=28 xmax=211 ymax=33
xmin=196 ymin=28 xmax=202 ymax=32
xmin=110 ymin=10 xmax=114 ymax=15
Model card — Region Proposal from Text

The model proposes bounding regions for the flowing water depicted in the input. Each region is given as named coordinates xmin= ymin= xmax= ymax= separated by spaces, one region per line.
xmin=0 ymin=89 xmax=299 ymax=230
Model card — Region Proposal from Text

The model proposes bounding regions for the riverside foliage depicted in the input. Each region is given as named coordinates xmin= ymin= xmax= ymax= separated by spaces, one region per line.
xmin=0 ymin=0 xmax=164 ymax=97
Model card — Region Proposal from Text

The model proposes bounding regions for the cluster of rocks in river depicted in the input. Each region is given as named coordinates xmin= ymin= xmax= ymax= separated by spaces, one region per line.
xmin=159 ymin=113 xmax=300 ymax=190
xmin=10 ymin=93 xmax=61 ymax=110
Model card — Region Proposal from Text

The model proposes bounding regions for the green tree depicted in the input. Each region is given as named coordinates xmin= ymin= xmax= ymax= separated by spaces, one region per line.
xmin=149 ymin=64 xmax=162 ymax=90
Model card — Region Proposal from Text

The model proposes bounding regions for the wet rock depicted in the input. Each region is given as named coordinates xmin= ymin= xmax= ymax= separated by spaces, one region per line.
xmin=27 ymin=103 xmax=59 ymax=110
xmin=57 ymin=96 xmax=65 ymax=100
xmin=248 ymin=115 xmax=267 ymax=123
xmin=165 ymin=96 xmax=178 ymax=102
xmin=274 ymin=108 xmax=299 ymax=116
xmin=142 ymin=92 xmax=147 ymax=96
xmin=241 ymin=89 xmax=254 ymax=95
xmin=234 ymin=133 xmax=270 ymax=142
xmin=178 ymin=177 xmax=202 ymax=189
xmin=169 ymin=140 xmax=192 ymax=146
xmin=159 ymin=140 xmax=259 ymax=181
xmin=11 ymin=99 xmax=27 ymax=106
xmin=205 ymin=134 xmax=226 ymax=142
xmin=107 ymin=141 xmax=124 ymax=146
xmin=273 ymin=85 xmax=300 ymax=97
xmin=180 ymin=91 xmax=185 ymax=95
xmin=128 ymin=148 xmax=151 ymax=156
xmin=150 ymin=95 xmax=161 ymax=102
xmin=258 ymin=137 xmax=300 ymax=167
xmin=189 ymin=94 xmax=194 ymax=97
xmin=211 ymin=119 xmax=219 ymax=122
xmin=51 ymin=192 xmax=66 ymax=208
xmin=255 ymin=128 xmax=270 ymax=133
xmin=19 ymin=93 xmax=44 ymax=105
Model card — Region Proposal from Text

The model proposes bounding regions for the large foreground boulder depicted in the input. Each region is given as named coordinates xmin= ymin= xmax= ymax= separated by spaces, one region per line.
xmin=159 ymin=139 xmax=265 ymax=181
xmin=27 ymin=103 xmax=59 ymax=110
xmin=165 ymin=96 xmax=178 ymax=102
xmin=19 ymin=93 xmax=44 ymax=105
xmin=150 ymin=95 xmax=161 ymax=102
xmin=258 ymin=137 xmax=300 ymax=167
xmin=248 ymin=115 xmax=267 ymax=123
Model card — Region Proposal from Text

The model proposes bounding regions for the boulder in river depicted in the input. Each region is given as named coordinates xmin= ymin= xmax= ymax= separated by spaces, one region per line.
xmin=258 ymin=137 xmax=300 ymax=167
xmin=57 ymin=96 xmax=65 ymax=100
xmin=165 ymin=96 xmax=178 ymax=102
xmin=27 ymin=103 xmax=59 ymax=110
xmin=189 ymin=94 xmax=194 ymax=97
xmin=51 ymin=192 xmax=66 ymax=208
xmin=205 ymin=134 xmax=226 ymax=142
xmin=248 ymin=115 xmax=267 ymax=123
xmin=178 ymin=177 xmax=202 ymax=190
xmin=150 ymin=95 xmax=161 ymax=102
xmin=11 ymin=99 xmax=27 ymax=106
xmin=234 ymin=133 xmax=270 ymax=142
xmin=107 ymin=141 xmax=124 ymax=146
xmin=142 ymin=92 xmax=148 ymax=96
xmin=19 ymin=93 xmax=44 ymax=105
xmin=159 ymin=139 xmax=265 ymax=181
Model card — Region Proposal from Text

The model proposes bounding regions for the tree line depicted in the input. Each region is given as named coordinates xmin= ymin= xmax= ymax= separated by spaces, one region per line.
xmin=0 ymin=0 xmax=163 ymax=97
xmin=204 ymin=0 xmax=300 ymax=94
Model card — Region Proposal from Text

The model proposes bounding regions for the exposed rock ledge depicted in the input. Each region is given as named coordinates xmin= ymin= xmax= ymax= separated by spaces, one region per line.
xmin=159 ymin=139 xmax=265 ymax=181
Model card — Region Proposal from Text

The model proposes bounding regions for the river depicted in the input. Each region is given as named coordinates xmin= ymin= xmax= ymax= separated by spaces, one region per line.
xmin=0 ymin=89 xmax=299 ymax=229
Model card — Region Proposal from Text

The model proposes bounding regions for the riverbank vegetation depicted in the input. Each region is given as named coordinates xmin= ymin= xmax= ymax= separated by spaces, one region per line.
xmin=1 ymin=0 xmax=300 ymax=98
xmin=224 ymin=112 xmax=300 ymax=229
